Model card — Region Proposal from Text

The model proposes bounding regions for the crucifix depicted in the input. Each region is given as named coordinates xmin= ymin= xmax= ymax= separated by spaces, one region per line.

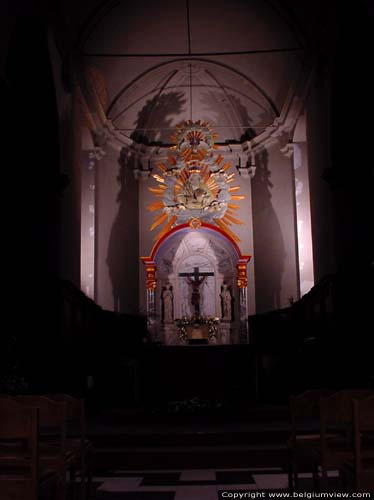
xmin=179 ymin=266 xmax=214 ymax=315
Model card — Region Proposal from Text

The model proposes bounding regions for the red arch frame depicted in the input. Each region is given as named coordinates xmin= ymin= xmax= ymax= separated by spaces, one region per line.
xmin=141 ymin=222 xmax=251 ymax=264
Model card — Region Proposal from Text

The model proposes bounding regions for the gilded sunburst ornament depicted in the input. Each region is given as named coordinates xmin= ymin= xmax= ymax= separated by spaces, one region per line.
xmin=147 ymin=121 xmax=245 ymax=242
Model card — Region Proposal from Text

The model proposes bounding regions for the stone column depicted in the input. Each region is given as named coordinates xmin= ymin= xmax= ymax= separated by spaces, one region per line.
xmin=236 ymin=258 xmax=250 ymax=344
xmin=141 ymin=258 xmax=159 ymax=341
xmin=80 ymin=147 xmax=104 ymax=299
xmin=292 ymin=142 xmax=314 ymax=296
xmin=281 ymin=136 xmax=315 ymax=298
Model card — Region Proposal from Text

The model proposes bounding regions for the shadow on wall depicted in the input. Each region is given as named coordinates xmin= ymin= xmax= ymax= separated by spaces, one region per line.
xmin=200 ymin=90 xmax=257 ymax=142
xmin=107 ymin=91 xmax=186 ymax=312
xmin=130 ymin=91 xmax=186 ymax=144
xmin=106 ymin=149 xmax=139 ymax=313
xmin=252 ymin=149 xmax=286 ymax=312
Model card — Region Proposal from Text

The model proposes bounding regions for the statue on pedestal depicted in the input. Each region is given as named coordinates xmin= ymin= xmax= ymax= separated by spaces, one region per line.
xmin=220 ymin=283 xmax=232 ymax=321
xmin=161 ymin=283 xmax=173 ymax=323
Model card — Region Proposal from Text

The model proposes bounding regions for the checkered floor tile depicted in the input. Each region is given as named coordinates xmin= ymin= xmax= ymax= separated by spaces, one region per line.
xmin=88 ymin=467 xmax=341 ymax=499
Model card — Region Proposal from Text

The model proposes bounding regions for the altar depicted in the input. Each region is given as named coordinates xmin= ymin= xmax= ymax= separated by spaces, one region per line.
xmin=140 ymin=121 xmax=253 ymax=345
xmin=142 ymin=224 xmax=251 ymax=345
xmin=139 ymin=344 xmax=257 ymax=406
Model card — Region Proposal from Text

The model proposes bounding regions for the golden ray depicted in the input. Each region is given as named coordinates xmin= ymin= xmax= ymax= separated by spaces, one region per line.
xmin=224 ymin=214 xmax=244 ymax=225
xmin=201 ymin=165 xmax=210 ymax=182
xmin=222 ymin=162 xmax=231 ymax=171
xmin=181 ymin=151 xmax=192 ymax=162
xmin=174 ymin=185 xmax=181 ymax=193
xmin=152 ymin=174 xmax=165 ymax=183
xmin=227 ymin=178 xmax=235 ymax=183
xmin=180 ymin=170 xmax=188 ymax=182
xmin=147 ymin=201 xmax=164 ymax=212
xmin=168 ymin=156 xmax=176 ymax=166
xmin=150 ymin=212 xmax=169 ymax=231
xmin=158 ymin=163 xmax=167 ymax=172
xmin=214 ymin=218 xmax=241 ymax=242
xmin=206 ymin=179 xmax=217 ymax=186
xmin=215 ymin=155 xmax=224 ymax=165
xmin=148 ymin=187 xmax=166 ymax=194
xmin=229 ymin=186 xmax=241 ymax=192
xmin=201 ymin=165 xmax=208 ymax=176
xmin=231 ymin=195 xmax=245 ymax=200
xmin=228 ymin=203 xmax=240 ymax=210
xmin=154 ymin=215 xmax=177 ymax=242
xmin=222 ymin=216 xmax=233 ymax=226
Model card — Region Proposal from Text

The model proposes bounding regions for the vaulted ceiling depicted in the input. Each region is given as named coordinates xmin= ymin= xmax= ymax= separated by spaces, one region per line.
xmin=57 ymin=0 xmax=317 ymax=145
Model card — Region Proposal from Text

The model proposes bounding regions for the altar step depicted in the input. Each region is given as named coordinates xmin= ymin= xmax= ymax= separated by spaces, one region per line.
xmin=88 ymin=408 xmax=290 ymax=471
xmin=90 ymin=426 xmax=289 ymax=448
xmin=92 ymin=443 xmax=287 ymax=470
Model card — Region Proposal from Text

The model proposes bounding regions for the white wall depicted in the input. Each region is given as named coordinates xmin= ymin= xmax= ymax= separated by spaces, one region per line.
xmin=252 ymin=142 xmax=299 ymax=313
xmin=96 ymin=147 xmax=139 ymax=313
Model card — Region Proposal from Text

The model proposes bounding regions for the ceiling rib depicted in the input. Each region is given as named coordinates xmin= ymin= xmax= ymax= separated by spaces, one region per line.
xmin=83 ymin=47 xmax=303 ymax=58
xmin=111 ymin=70 xmax=179 ymax=122
xmin=106 ymin=58 xmax=279 ymax=117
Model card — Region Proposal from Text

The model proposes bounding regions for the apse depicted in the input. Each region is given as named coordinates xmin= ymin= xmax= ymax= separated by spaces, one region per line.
xmin=152 ymin=227 xmax=241 ymax=344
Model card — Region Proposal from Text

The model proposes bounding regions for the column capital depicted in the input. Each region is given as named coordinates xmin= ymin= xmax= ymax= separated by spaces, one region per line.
xmin=88 ymin=147 xmax=106 ymax=161
xmin=236 ymin=256 xmax=251 ymax=289
xmin=237 ymin=166 xmax=256 ymax=179
xmin=280 ymin=142 xmax=295 ymax=158
xmin=134 ymin=168 xmax=151 ymax=181
xmin=141 ymin=258 xmax=157 ymax=290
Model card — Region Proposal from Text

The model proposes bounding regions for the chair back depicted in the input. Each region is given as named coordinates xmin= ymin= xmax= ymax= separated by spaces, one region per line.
xmin=353 ymin=396 xmax=374 ymax=491
xmin=289 ymin=389 xmax=335 ymax=438
xmin=15 ymin=396 xmax=67 ymax=430
xmin=319 ymin=389 xmax=374 ymax=467
xmin=321 ymin=390 xmax=373 ymax=428
xmin=0 ymin=397 xmax=38 ymax=444
xmin=0 ymin=397 xmax=39 ymax=500
xmin=15 ymin=395 xmax=67 ymax=466
xmin=45 ymin=394 xmax=85 ymax=423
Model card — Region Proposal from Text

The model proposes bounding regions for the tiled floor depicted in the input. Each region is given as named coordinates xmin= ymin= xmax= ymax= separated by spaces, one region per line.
xmin=91 ymin=468 xmax=340 ymax=499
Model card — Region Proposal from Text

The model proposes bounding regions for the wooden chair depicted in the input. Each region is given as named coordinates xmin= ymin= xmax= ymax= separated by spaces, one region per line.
xmin=341 ymin=396 xmax=374 ymax=492
xmin=0 ymin=397 xmax=57 ymax=500
xmin=15 ymin=395 xmax=71 ymax=500
xmin=287 ymin=389 xmax=335 ymax=491
xmin=313 ymin=389 xmax=374 ymax=491
xmin=46 ymin=394 xmax=94 ymax=500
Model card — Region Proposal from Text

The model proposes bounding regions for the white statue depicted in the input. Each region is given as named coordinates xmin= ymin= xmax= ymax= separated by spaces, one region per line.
xmin=220 ymin=283 xmax=232 ymax=321
xmin=162 ymin=284 xmax=173 ymax=323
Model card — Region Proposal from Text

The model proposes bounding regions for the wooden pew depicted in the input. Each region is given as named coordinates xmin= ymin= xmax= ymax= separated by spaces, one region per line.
xmin=341 ymin=396 xmax=374 ymax=492
xmin=312 ymin=389 xmax=374 ymax=490
xmin=46 ymin=394 xmax=93 ymax=500
xmin=0 ymin=397 xmax=58 ymax=500
xmin=287 ymin=389 xmax=335 ymax=491
xmin=15 ymin=395 xmax=72 ymax=500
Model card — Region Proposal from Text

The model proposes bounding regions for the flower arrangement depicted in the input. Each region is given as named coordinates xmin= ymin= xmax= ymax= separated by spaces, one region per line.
xmin=164 ymin=397 xmax=227 ymax=414
xmin=175 ymin=314 xmax=219 ymax=342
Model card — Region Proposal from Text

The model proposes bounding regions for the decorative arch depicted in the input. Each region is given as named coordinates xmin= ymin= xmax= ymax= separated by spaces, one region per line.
xmin=146 ymin=222 xmax=247 ymax=263
xmin=141 ymin=222 xmax=251 ymax=343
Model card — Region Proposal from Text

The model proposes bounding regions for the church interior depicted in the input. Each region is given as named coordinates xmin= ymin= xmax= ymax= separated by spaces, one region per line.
xmin=1 ymin=0 xmax=374 ymax=498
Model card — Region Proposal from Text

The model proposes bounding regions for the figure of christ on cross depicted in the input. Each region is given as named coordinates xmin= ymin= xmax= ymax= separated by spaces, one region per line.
xmin=179 ymin=267 xmax=214 ymax=315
